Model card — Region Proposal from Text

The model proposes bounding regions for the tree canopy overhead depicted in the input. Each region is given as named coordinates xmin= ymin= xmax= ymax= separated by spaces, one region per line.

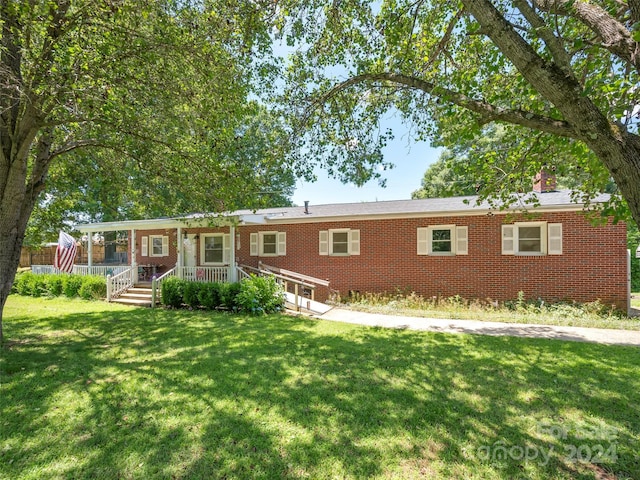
xmin=278 ymin=0 xmax=640 ymax=224
xmin=0 ymin=0 xmax=284 ymax=339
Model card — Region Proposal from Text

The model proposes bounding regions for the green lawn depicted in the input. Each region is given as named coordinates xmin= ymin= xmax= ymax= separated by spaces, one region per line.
xmin=1 ymin=296 xmax=639 ymax=479
xmin=334 ymin=293 xmax=640 ymax=330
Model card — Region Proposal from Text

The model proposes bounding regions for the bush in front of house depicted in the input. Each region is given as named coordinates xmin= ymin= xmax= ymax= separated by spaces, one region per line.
xmin=159 ymin=277 xmax=283 ymax=313
xmin=161 ymin=277 xmax=184 ymax=308
xmin=45 ymin=274 xmax=64 ymax=296
xmin=183 ymin=281 xmax=204 ymax=308
xmin=198 ymin=282 xmax=221 ymax=310
xmin=219 ymin=281 xmax=241 ymax=310
xmin=13 ymin=271 xmax=50 ymax=297
xmin=63 ymin=275 xmax=84 ymax=298
xmin=235 ymin=275 xmax=285 ymax=315
xmin=13 ymin=271 xmax=34 ymax=296
xmin=78 ymin=276 xmax=107 ymax=300
xmin=11 ymin=272 xmax=106 ymax=299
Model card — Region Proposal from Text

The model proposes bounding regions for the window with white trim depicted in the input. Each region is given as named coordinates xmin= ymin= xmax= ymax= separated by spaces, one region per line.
xmin=417 ymin=225 xmax=468 ymax=256
xmin=319 ymin=229 xmax=360 ymax=256
xmin=201 ymin=233 xmax=230 ymax=264
xmin=149 ymin=235 xmax=169 ymax=257
xmin=501 ymin=222 xmax=562 ymax=255
xmin=249 ymin=232 xmax=286 ymax=256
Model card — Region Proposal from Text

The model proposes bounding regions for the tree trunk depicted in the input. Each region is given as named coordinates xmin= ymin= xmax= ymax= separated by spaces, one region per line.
xmin=463 ymin=0 xmax=640 ymax=228
xmin=0 ymin=132 xmax=51 ymax=342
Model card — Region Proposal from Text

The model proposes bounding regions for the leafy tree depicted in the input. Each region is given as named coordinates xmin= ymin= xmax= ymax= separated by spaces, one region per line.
xmin=0 ymin=0 xmax=278 ymax=339
xmin=411 ymin=152 xmax=478 ymax=199
xmin=278 ymin=0 xmax=640 ymax=223
xmin=24 ymin=108 xmax=295 ymax=246
xmin=412 ymin=124 xmax=620 ymax=199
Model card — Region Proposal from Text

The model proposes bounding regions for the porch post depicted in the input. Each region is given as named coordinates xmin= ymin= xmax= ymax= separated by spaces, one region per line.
xmin=87 ymin=234 xmax=93 ymax=268
xmin=176 ymin=226 xmax=183 ymax=279
xmin=131 ymin=229 xmax=138 ymax=283
xmin=229 ymin=225 xmax=237 ymax=283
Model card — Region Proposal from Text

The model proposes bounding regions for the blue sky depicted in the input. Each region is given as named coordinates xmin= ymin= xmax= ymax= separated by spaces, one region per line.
xmin=290 ymin=120 xmax=442 ymax=206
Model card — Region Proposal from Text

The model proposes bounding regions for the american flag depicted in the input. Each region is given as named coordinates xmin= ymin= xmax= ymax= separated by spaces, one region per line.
xmin=54 ymin=231 xmax=77 ymax=273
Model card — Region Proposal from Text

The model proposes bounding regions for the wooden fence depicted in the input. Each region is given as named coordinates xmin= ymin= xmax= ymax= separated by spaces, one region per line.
xmin=19 ymin=244 xmax=128 ymax=268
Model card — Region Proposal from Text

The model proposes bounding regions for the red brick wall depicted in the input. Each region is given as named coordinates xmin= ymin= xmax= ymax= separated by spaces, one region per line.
xmin=133 ymin=229 xmax=178 ymax=273
xmin=237 ymin=212 xmax=628 ymax=309
xmin=133 ymin=212 xmax=628 ymax=309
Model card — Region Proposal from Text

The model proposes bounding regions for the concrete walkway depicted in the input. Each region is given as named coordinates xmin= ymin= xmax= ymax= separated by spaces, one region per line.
xmin=319 ymin=308 xmax=640 ymax=347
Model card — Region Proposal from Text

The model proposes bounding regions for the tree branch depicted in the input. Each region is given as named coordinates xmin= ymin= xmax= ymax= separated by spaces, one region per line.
xmin=422 ymin=9 xmax=465 ymax=73
xmin=534 ymin=0 xmax=640 ymax=73
xmin=513 ymin=0 xmax=572 ymax=72
xmin=308 ymin=72 xmax=578 ymax=138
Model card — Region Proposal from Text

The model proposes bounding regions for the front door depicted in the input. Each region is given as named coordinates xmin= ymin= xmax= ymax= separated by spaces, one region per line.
xmin=184 ymin=234 xmax=197 ymax=268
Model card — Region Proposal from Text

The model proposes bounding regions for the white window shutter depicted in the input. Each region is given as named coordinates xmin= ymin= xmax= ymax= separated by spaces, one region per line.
xmin=141 ymin=236 xmax=148 ymax=256
xmin=319 ymin=231 xmax=329 ymax=255
xmin=349 ymin=229 xmax=360 ymax=255
xmin=162 ymin=236 xmax=169 ymax=257
xmin=417 ymin=228 xmax=428 ymax=255
xmin=548 ymin=223 xmax=563 ymax=255
xmin=502 ymin=225 xmax=515 ymax=255
xmin=223 ymin=234 xmax=231 ymax=263
xmin=456 ymin=226 xmax=468 ymax=255
xmin=250 ymin=233 xmax=258 ymax=256
xmin=277 ymin=232 xmax=286 ymax=256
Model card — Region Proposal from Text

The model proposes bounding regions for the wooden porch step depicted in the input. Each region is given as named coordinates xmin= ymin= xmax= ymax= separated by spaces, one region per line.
xmin=110 ymin=285 xmax=156 ymax=307
xmin=112 ymin=297 xmax=153 ymax=307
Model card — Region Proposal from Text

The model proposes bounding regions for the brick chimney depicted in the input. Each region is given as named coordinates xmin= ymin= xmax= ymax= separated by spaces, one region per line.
xmin=533 ymin=170 xmax=557 ymax=193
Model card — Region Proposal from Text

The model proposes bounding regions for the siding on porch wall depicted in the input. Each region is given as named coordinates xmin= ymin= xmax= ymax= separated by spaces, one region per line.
xmin=236 ymin=211 xmax=627 ymax=310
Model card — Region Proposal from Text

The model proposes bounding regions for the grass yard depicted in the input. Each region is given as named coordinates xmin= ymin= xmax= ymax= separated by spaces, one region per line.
xmin=1 ymin=296 xmax=639 ymax=479
xmin=334 ymin=292 xmax=640 ymax=331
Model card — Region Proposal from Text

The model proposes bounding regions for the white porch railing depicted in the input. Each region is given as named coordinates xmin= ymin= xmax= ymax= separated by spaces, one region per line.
xmin=31 ymin=265 xmax=129 ymax=277
xmin=31 ymin=265 xmax=56 ymax=274
xmin=74 ymin=265 xmax=129 ymax=276
xmin=236 ymin=265 xmax=250 ymax=280
xmin=179 ymin=266 xmax=229 ymax=283
xmin=151 ymin=267 xmax=176 ymax=308
xmin=106 ymin=267 xmax=135 ymax=301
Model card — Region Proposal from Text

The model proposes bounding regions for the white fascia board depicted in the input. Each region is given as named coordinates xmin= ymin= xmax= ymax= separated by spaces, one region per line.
xmin=258 ymin=204 xmax=589 ymax=225
xmin=77 ymin=214 xmax=239 ymax=233
xmin=77 ymin=218 xmax=184 ymax=233
xmin=240 ymin=214 xmax=268 ymax=225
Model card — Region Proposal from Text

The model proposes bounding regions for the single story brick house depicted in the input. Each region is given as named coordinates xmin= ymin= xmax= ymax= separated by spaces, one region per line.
xmin=77 ymin=181 xmax=630 ymax=311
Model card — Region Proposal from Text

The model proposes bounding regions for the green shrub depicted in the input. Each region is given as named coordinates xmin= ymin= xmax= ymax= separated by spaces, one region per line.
xmin=13 ymin=272 xmax=34 ymax=296
xmin=235 ymin=275 xmax=285 ymax=315
xmin=44 ymin=274 xmax=64 ymax=297
xmin=219 ymin=282 xmax=242 ymax=310
xmin=198 ymin=282 xmax=222 ymax=310
xmin=63 ymin=275 xmax=84 ymax=298
xmin=162 ymin=277 xmax=184 ymax=308
xmin=183 ymin=281 xmax=203 ymax=308
xmin=78 ymin=276 xmax=107 ymax=300
xmin=32 ymin=275 xmax=49 ymax=297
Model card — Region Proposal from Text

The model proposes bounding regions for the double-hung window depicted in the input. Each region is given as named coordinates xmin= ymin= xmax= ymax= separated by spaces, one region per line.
xmin=144 ymin=235 xmax=169 ymax=257
xmin=249 ymin=232 xmax=287 ymax=256
xmin=201 ymin=233 xmax=230 ymax=264
xmin=501 ymin=222 xmax=562 ymax=255
xmin=417 ymin=225 xmax=468 ymax=256
xmin=319 ymin=229 xmax=360 ymax=256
